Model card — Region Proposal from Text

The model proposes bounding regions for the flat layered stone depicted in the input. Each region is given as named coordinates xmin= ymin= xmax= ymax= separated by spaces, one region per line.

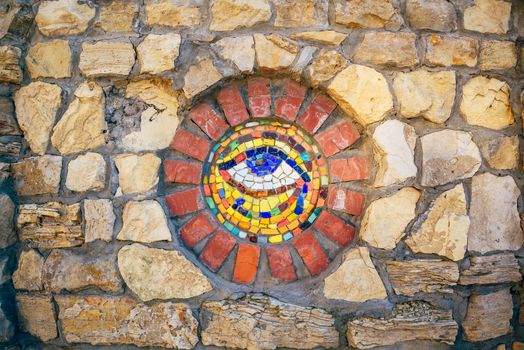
xmin=463 ymin=0 xmax=511 ymax=34
xmin=361 ymin=188 xmax=420 ymax=249
xmin=202 ymin=295 xmax=339 ymax=349
xmin=137 ymin=33 xmax=181 ymax=74
xmin=114 ymin=153 xmax=160 ymax=195
xmin=292 ymin=31 xmax=347 ymax=45
xmin=327 ymin=65 xmax=393 ymax=126
xmin=16 ymin=295 xmax=57 ymax=342
xmin=393 ymin=70 xmax=456 ymax=123
xmin=65 ymin=153 xmax=106 ymax=192
xmin=35 ymin=0 xmax=95 ymax=36
xmin=0 ymin=194 xmax=16 ymax=248
xmin=117 ymin=200 xmax=171 ymax=243
xmin=459 ymin=253 xmax=521 ymax=285
xmin=425 ymin=35 xmax=478 ymax=67
xmin=0 ymin=46 xmax=22 ymax=84
xmin=406 ymin=0 xmax=456 ymax=31
xmin=212 ymin=36 xmax=255 ymax=73
xmin=12 ymin=155 xmax=62 ymax=196
xmin=480 ymin=40 xmax=517 ymax=71
xmin=324 ymin=247 xmax=387 ymax=302
xmin=334 ymin=0 xmax=403 ymax=30
xmin=210 ymin=0 xmax=271 ymax=31
xmin=347 ymin=301 xmax=458 ymax=349
xmin=79 ymin=41 xmax=135 ymax=78
xmin=0 ymin=97 xmax=20 ymax=136
xmin=13 ymin=249 xmax=45 ymax=291
xmin=305 ymin=49 xmax=348 ymax=88
xmin=144 ymin=0 xmax=202 ymax=27
xmin=406 ymin=185 xmax=469 ymax=261
xmin=84 ymin=199 xmax=115 ymax=243
xmin=183 ymin=59 xmax=223 ymax=99
xmin=254 ymin=34 xmax=299 ymax=72
xmin=274 ymin=0 xmax=328 ymax=27
xmin=468 ymin=173 xmax=523 ymax=253
xmin=17 ymin=202 xmax=83 ymax=249
xmin=420 ymin=130 xmax=481 ymax=186
xmin=51 ymin=81 xmax=107 ymax=155
xmin=56 ymin=295 xmax=199 ymax=349
xmin=97 ymin=0 xmax=137 ymax=32
xmin=26 ymin=40 xmax=71 ymax=79
xmin=353 ymin=31 xmax=418 ymax=68
xmin=480 ymin=135 xmax=519 ymax=170
xmin=118 ymin=243 xmax=212 ymax=301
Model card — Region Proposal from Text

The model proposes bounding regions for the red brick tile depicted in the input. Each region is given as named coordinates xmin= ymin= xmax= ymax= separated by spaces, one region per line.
xmin=248 ymin=78 xmax=271 ymax=118
xmin=275 ymin=80 xmax=307 ymax=121
xmin=329 ymin=157 xmax=369 ymax=183
xmin=327 ymin=186 xmax=365 ymax=216
xmin=313 ymin=211 xmax=355 ymax=247
xmin=200 ymin=229 xmax=236 ymax=272
xmin=292 ymin=231 xmax=329 ymax=276
xmin=166 ymin=188 xmax=204 ymax=216
xmin=179 ymin=212 xmax=217 ymax=248
xmin=297 ymin=94 xmax=336 ymax=133
xmin=266 ymin=245 xmax=297 ymax=282
xmin=189 ymin=103 xmax=230 ymax=140
xmin=170 ymin=130 xmax=210 ymax=161
xmin=315 ymin=120 xmax=360 ymax=157
xmin=233 ymin=243 xmax=260 ymax=284
xmin=164 ymin=159 xmax=202 ymax=184
xmin=217 ymin=84 xmax=249 ymax=126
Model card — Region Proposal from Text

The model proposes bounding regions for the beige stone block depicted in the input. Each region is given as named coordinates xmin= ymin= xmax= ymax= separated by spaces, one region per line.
xmin=464 ymin=0 xmax=511 ymax=34
xmin=84 ymin=199 xmax=115 ymax=243
xmin=209 ymin=0 xmax=271 ymax=31
xmin=65 ymin=152 xmax=106 ymax=192
xmin=212 ymin=36 xmax=255 ymax=73
xmin=137 ymin=33 xmax=181 ymax=74
xmin=117 ymin=200 xmax=171 ymax=243
xmin=480 ymin=40 xmax=517 ymax=70
xmin=253 ymin=34 xmax=299 ymax=72
xmin=273 ymin=0 xmax=328 ymax=28
xmin=114 ymin=153 xmax=160 ymax=195
xmin=26 ymin=40 xmax=71 ymax=79
xmin=334 ymin=0 xmax=403 ymax=30
xmin=183 ymin=59 xmax=223 ymax=98
xmin=13 ymin=250 xmax=44 ymax=291
xmin=144 ymin=0 xmax=202 ymax=28
xmin=406 ymin=0 xmax=456 ymax=31
xmin=480 ymin=135 xmax=519 ymax=170
xmin=97 ymin=0 xmax=137 ymax=32
xmin=16 ymin=295 xmax=57 ymax=341
xmin=353 ymin=31 xmax=418 ymax=68
xmin=12 ymin=155 xmax=62 ymax=196
xmin=305 ymin=49 xmax=348 ymax=88
xmin=292 ymin=31 xmax=347 ymax=45
xmin=0 ymin=46 xmax=22 ymax=84
xmin=425 ymin=35 xmax=478 ymax=67
xmin=35 ymin=0 xmax=95 ymax=36
xmin=79 ymin=41 xmax=135 ymax=78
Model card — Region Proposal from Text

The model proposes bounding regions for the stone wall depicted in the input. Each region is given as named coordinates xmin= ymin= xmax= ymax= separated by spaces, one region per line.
xmin=0 ymin=0 xmax=523 ymax=349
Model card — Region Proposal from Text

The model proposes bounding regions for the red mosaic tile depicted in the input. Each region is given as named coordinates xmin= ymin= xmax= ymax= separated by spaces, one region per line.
xmin=315 ymin=120 xmax=360 ymax=157
xmin=200 ymin=229 xmax=237 ymax=272
xmin=233 ymin=243 xmax=260 ymax=284
xmin=189 ymin=103 xmax=230 ymax=140
xmin=166 ymin=188 xmax=205 ymax=216
xmin=217 ymin=84 xmax=249 ymax=126
xmin=179 ymin=212 xmax=217 ymax=248
xmin=170 ymin=130 xmax=210 ymax=161
xmin=248 ymin=78 xmax=271 ymax=118
xmin=297 ymin=94 xmax=336 ymax=134
xmin=292 ymin=231 xmax=329 ymax=276
xmin=327 ymin=186 xmax=365 ymax=216
xmin=329 ymin=157 xmax=369 ymax=183
xmin=313 ymin=211 xmax=355 ymax=247
xmin=275 ymin=80 xmax=307 ymax=121
xmin=164 ymin=159 xmax=202 ymax=184
xmin=266 ymin=245 xmax=297 ymax=282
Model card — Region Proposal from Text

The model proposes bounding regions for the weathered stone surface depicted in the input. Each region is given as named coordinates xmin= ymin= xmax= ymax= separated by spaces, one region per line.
xmin=463 ymin=0 xmax=511 ymax=34
xmin=324 ymin=247 xmax=387 ymax=302
xmin=327 ymin=65 xmax=393 ymax=126
xmin=292 ymin=31 xmax=347 ymax=45
xmin=406 ymin=0 xmax=456 ymax=31
xmin=480 ymin=135 xmax=519 ymax=170
xmin=290 ymin=46 xmax=317 ymax=80
xmin=35 ymin=0 xmax=95 ymax=36
xmin=372 ymin=120 xmax=417 ymax=187
xmin=480 ymin=40 xmax=517 ymax=71
xmin=137 ymin=33 xmax=181 ymax=74
xmin=425 ymin=35 xmax=478 ymax=67
xmin=0 ymin=46 xmax=22 ymax=84
xmin=212 ymin=36 xmax=255 ymax=73
xmin=0 ymin=299 xmax=14 ymax=342
xmin=43 ymin=249 xmax=123 ymax=293
xmin=459 ymin=253 xmax=521 ymax=285
xmin=0 ymin=97 xmax=19 ymax=136
xmin=56 ymin=295 xmax=199 ymax=349
xmin=347 ymin=301 xmax=458 ymax=349
xmin=353 ymin=32 xmax=418 ymax=68
xmin=65 ymin=153 xmax=106 ymax=192
xmin=468 ymin=173 xmax=523 ymax=253
xmin=0 ymin=194 xmax=16 ymax=248
xmin=0 ymin=257 xmax=9 ymax=286
xmin=254 ymin=34 xmax=299 ymax=72
xmin=361 ymin=188 xmax=420 ymax=249
xmin=118 ymin=243 xmax=211 ymax=301
xmin=51 ymin=81 xmax=107 ymax=155
xmin=14 ymin=82 xmax=62 ymax=155
xmin=13 ymin=250 xmax=44 ymax=291
xmin=305 ymin=49 xmax=347 ymax=88
xmin=144 ymin=0 xmax=201 ymax=28
xmin=420 ymin=130 xmax=481 ymax=186
xmin=406 ymin=185 xmax=469 ymax=261
xmin=183 ymin=59 xmax=223 ymax=98
xmin=123 ymin=78 xmax=180 ymax=151
xmin=334 ymin=0 xmax=403 ymax=30
xmin=12 ymin=155 xmax=62 ymax=196
xmin=274 ymin=0 xmax=327 ymax=28
xmin=0 ymin=4 xmax=18 ymax=39
xmin=0 ymin=138 xmax=20 ymax=157
xmin=393 ymin=70 xmax=456 ymax=123
xmin=79 ymin=41 xmax=135 ymax=78
xmin=97 ymin=0 xmax=137 ymax=32
xmin=16 ymin=295 xmax=57 ymax=342
xmin=114 ymin=153 xmax=160 ymax=195
xmin=117 ymin=200 xmax=171 ymax=243
xmin=461 ymin=76 xmax=513 ymax=130
xmin=84 ymin=199 xmax=115 ymax=243
xmin=210 ymin=0 xmax=271 ymax=31
xmin=462 ymin=289 xmax=513 ymax=341
xmin=202 ymin=294 xmax=338 ymax=349
xmin=26 ymin=40 xmax=71 ymax=79
xmin=17 ymin=202 xmax=83 ymax=249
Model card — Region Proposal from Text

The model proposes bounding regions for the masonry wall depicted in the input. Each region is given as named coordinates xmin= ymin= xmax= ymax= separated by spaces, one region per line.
xmin=0 ymin=0 xmax=523 ymax=349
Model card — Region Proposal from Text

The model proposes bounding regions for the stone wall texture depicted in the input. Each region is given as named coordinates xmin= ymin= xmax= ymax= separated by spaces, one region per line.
xmin=0 ymin=0 xmax=523 ymax=349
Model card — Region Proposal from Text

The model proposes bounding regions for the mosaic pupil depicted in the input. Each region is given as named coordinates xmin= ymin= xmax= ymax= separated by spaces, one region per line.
xmin=202 ymin=119 xmax=329 ymax=244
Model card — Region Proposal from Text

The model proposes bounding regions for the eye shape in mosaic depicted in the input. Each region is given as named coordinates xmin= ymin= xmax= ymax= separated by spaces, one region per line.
xmin=165 ymin=79 xmax=369 ymax=285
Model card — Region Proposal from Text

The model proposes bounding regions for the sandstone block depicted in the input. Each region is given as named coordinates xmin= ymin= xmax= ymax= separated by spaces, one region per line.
xmin=334 ymin=0 xmax=403 ymax=30
xmin=406 ymin=0 xmax=456 ymax=31
xmin=13 ymin=250 xmax=44 ymax=291
xmin=480 ymin=135 xmax=519 ymax=170
xmin=114 ymin=153 xmax=160 ymax=195
xmin=79 ymin=41 xmax=135 ymax=78
xmin=35 ymin=0 xmax=95 ymax=36
xmin=292 ymin=31 xmax=347 ymax=45
xmin=464 ymin=0 xmax=511 ymax=34
xmin=16 ymin=295 xmax=57 ymax=342
xmin=183 ymin=59 xmax=223 ymax=98
xmin=353 ymin=31 xmax=418 ymax=67
xmin=12 ymin=155 xmax=62 ymax=196
xmin=65 ymin=153 xmax=106 ymax=192
xmin=137 ymin=33 xmax=181 ymax=74
xmin=0 ymin=46 xmax=22 ymax=84
xmin=480 ymin=40 xmax=517 ymax=71
xmin=254 ymin=34 xmax=299 ymax=72
xmin=305 ymin=49 xmax=347 ymax=88
xmin=97 ymin=1 xmax=137 ymax=32
xmin=144 ymin=0 xmax=201 ymax=27
xmin=212 ymin=36 xmax=255 ymax=73
xmin=425 ymin=35 xmax=478 ymax=67
xmin=117 ymin=200 xmax=171 ymax=243
xmin=459 ymin=253 xmax=521 ymax=285
xmin=26 ymin=40 xmax=71 ymax=79
xmin=210 ymin=0 xmax=271 ymax=31
xmin=274 ymin=0 xmax=328 ymax=28
xmin=0 ymin=194 xmax=16 ymax=248
xmin=84 ymin=199 xmax=115 ymax=243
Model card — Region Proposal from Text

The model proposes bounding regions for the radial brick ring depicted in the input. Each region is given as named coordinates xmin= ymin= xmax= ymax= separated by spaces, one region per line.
xmin=165 ymin=78 xmax=369 ymax=285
